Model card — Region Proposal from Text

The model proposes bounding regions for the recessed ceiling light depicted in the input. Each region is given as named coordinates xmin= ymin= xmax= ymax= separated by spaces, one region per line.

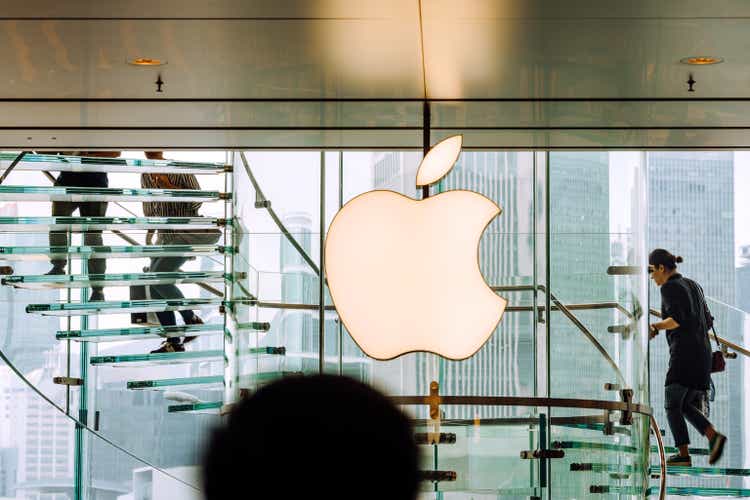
xmin=680 ymin=56 xmax=724 ymax=65
xmin=128 ymin=58 xmax=167 ymax=67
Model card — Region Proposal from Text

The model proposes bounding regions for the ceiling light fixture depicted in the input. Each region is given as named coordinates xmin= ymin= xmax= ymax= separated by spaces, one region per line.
xmin=680 ymin=56 xmax=724 ymax=65
xmin=128 ymin=58 xmax=167 ymax=67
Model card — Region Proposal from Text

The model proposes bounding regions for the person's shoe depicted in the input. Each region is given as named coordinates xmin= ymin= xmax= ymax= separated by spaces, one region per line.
xmin=709 ymin=432 xmax=727 ymax=465
xmin=88 ymin=289 xmax=105 ymax=302
xmin=666 ymin=453 xmax=692 ymax=467
xmin=182 ymin=316 xmax=203 ymax=344
xmin=45 ymin=266 xmax=65 ymax=275
xmin=150 ymin=341 xmax=185 ymax=354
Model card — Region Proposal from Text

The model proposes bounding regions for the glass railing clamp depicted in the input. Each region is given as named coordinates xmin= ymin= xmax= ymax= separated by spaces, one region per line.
xmin=619 ymin=388 xmax=634 ymax=425
xmin=520 ymin=449 xmax=565 ymax=459
xmin=53 ymin=376 xmax=83 ymax=386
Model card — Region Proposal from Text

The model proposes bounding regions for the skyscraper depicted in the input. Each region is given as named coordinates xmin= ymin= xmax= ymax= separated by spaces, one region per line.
xmin=647 ymin=151 xmax=741 ymax=486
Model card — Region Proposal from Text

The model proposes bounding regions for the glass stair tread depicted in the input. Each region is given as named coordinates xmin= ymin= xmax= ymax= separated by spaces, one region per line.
xmin=56 ymin=323 xmax=224 ymax=342
xmin=91 ymin=350 xmax=223 ymax=366
xmin=654 ymin=445 xmax=710 ymax=456
xmin=5 ymin=152 xmax=228 ymax=174
xmin=650 ymin=465 xmax=750 ymax=477
xmin=555 ymin=422 xmax=632 ymax=436
xmin=167 ymin=401 xmax=222 ymax=414
xmin=647 ymin=486 xmax=750 ymax=497
xmin=130 ymin=369 xmax=292 ymax=391
xmin=3 ymin=271 xmax=228 ymax=289
xmin=26 ymin=298 xmax=224 ymax=316
xmin=128 ymin=375 xmax=224 ymax=390
xmin=0 ymin=185 xmax=225 ymax=203
xmin=0 ymin=216 xmax=223 ymax=231
xmin=553 ymin=440 xmax=638 ymax=454
xmin=570 ymin=463 xmax=641 ymax=474
xmin=0 ymin=245 xmax=230 ymax=260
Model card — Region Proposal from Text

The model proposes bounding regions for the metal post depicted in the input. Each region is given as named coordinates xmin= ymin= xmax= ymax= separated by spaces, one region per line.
xmin=544 ymin=151 xmax=552 ymax=500
xmin=338 ymin=151 xmax=343 ymax=376
xmin=75 ymin=237 xmax=89 ymax=500
xmin=319 ymin=152 xmax=326 ymax=374
xmin=422 ymin=101 xmax=430 ymax=199
xmin=224 ymin=151 xmax=241 ymax=407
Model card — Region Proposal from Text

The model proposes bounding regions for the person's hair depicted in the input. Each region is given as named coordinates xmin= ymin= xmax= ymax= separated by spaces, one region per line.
xmin=649 ymin=248 xmax=683 ymax=270
xmin=202 ymin=374 xmax=419 ymax=500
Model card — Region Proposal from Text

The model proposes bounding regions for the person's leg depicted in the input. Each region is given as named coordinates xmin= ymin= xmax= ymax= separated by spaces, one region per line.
xmin=48 ymin=202 xmax=75 ymax=273
xmin=684 ymin=389 xmax=727 ymax=464
xmin=664 ymin=384 xmax=692 ymax=462
xmin=79 ymin=202 xmax=108 ymax=299
xmin=149 ymin=256 xmax=198 ymax=320
xmin=682 ymin=389 xmax=712 ymax=435
xmin=148 ymin=256 xmax=187 ymax=353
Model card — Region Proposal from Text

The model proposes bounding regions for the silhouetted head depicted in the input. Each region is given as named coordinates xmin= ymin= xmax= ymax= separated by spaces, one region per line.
xmin=202 ymin=374 xmax=419 ymax=500
xmin=649 ymin=248 xmax=683 ymax=286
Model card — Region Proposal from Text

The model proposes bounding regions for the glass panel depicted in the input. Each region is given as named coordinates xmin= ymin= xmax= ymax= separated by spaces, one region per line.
xmin=548 ymin=152 xmax=648 ymax=402
xmin=551 ymin=411 xmax=649 ymax=499
xmin=0 ymin=185 xmax=224 ymax=203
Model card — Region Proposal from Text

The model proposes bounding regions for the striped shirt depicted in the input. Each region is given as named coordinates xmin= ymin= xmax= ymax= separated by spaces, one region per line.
xmin=141 ymin=173 xmax=202 ymax=217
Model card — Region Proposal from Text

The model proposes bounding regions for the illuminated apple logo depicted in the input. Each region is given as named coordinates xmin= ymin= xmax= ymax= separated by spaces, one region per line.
xmin=325 ymin=136 xmax=507 ymax=360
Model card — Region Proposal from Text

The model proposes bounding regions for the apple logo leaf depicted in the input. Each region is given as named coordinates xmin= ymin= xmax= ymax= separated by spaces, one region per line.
xmin=416 ymin=135 xmax=463 ymax=187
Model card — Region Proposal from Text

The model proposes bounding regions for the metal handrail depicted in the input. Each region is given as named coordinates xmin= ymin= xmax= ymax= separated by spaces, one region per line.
xmin=650 ymin=415 xmax=667 ymax=500
xmin=239 ymin=152 xmax=320 ymax=275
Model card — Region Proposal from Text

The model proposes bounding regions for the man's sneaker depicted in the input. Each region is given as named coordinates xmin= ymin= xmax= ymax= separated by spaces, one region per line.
xmin=150 ymin=341 xmax=185 ymax=354
xmin=182 ymin=315 xmax=203 ymax=344
xmin=45 ymin=266 xmax=65 ymax=275
xmin=666 ymin=454 xmax=692 ymax=467
xmin=709 ymin=433 xmax=727 ymax=465
xmin=89 ymin=289 xmax=105 ymax=302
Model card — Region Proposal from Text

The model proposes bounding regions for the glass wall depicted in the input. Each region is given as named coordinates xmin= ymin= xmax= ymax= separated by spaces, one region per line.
xmin=233 ymin=149 xmax=652 ymax=498
xmin=2 ymin=147 xmax=746 ymax=499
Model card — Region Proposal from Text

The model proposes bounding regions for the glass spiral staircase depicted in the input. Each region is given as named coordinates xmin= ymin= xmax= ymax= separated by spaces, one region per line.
xmin=2 ymin=151 xmax=750 ymax=499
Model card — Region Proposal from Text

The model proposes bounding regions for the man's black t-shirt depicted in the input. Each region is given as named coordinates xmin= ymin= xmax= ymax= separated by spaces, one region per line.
xmin=661 ymin=273 xmax=712 ymax=389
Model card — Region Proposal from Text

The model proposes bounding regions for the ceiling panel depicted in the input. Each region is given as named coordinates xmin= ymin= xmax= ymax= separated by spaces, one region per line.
xmin=0 ymin=17 xmax=423 ymax=98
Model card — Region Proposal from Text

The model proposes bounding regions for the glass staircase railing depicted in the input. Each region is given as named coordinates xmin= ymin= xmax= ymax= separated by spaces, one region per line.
xmin=0 ymin=244 xmax=231 ymax=259
xmin=2 ymin=152 xmax=230 ymax=174
xmin=56 ymin=323 xmax=225 ymax=342
xmin=2 ymin=270 xmax=229 ymax=289
xmin=0 ymin=185 xmax=227 ymax=203
xmin=0 ymin=216 xmax=224 ymax=230
xmin=26 ymin=298 xmax=225 ymax=316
